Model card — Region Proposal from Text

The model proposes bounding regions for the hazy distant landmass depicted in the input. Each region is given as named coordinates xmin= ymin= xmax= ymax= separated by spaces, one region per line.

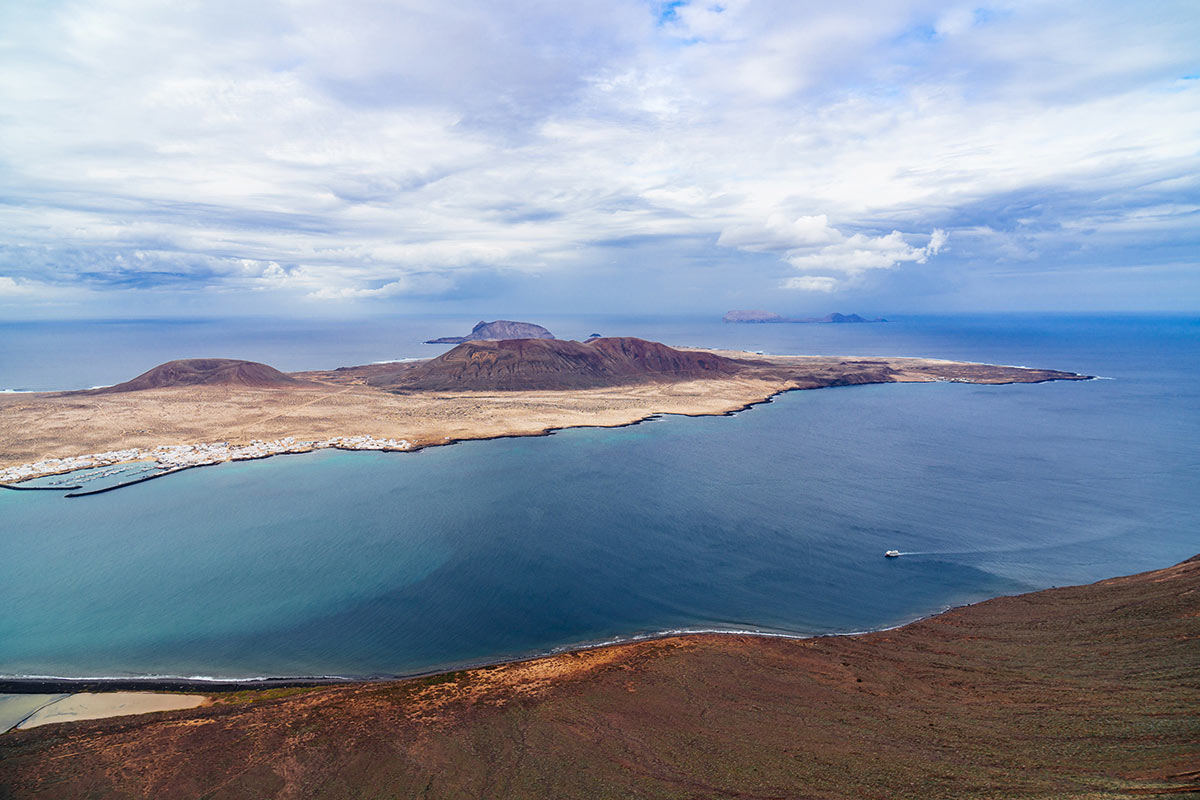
xmin=374 ymin=337 xmax=744 ymax=391
xmin=91 ymin=358 xmax=308 ymax=394
xmin=724 ymin=310 xmax=887 ymax=324
xmin=424 ymin=320 xmax=556 ymax=344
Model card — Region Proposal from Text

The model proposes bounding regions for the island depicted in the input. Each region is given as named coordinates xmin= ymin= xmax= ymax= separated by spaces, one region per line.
xmin=724 ymin=310 xmax=886 ymax=323
xmin=1 ymin=555 xmax=1194 ymax=797
xmin=0 ymin=337 xmax=1089 ymax=489
xmin=424 ymin=319 xmax=556 ymax=344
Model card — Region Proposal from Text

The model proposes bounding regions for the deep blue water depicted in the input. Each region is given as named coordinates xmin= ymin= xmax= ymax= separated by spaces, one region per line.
xmin=1 ymin=314 xmax=1197 ymax=678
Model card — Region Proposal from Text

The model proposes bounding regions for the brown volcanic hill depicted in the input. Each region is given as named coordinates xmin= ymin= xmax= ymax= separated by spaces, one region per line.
xmin=424 ymin=319 xmax=555 ymax=344
xmin=90 ymin=359 xmax=308 ymax=393
xmin=371 ymin=337 xmax=746 ymax=391
xmin=1 ymin=557 xmax=1195 ymax=799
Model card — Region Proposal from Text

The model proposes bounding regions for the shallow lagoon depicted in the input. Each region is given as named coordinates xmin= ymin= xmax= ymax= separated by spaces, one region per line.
xmin=1 ymin=315 xmax=1197 ymax=678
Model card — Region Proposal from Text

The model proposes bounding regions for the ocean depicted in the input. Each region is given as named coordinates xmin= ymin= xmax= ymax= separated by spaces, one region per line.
xmin=1 ymin=313 xmax=1197 ymax=679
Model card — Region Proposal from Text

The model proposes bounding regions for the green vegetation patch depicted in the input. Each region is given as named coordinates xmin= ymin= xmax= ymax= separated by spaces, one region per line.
xmin=213 ymin=685 xmax=328 ymax=705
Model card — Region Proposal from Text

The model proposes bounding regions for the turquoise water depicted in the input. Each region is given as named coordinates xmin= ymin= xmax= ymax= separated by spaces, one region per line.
xmin=1 ymin=315 xmax=1197 ymax=678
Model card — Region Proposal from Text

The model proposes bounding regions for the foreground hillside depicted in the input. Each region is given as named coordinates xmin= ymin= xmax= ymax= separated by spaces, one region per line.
xmin=2 ymin=557 xmax=1196 ymax=799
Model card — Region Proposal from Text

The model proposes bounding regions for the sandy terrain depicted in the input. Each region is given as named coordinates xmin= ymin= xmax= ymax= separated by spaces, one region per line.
xmin=0 ymin=353 xmax=1086 ymax=477
xmin=0 ymin=696 xmax=66 ymax=734
xmin=13 ymin=693 xmax=208 ymax=730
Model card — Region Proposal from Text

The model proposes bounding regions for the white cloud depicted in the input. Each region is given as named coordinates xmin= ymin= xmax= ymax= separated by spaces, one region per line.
xmin=720 ymin=214 xmax=947 ymax=286
xmin=717 ymin=215 xmax=844 ymax=252
xmin=782 ymin=276 xmax=839 ymax=292
xmin=0 ymin=277 xmax=31 ymax=295
xmin=305 ymin=272 xmax=457 ymax=300
xmin=0 ymin=0 xmax=1195 ymax=310
xmin=784 ymin=230 xmax=941 ymax=275
xmin=927 ymin=229 xmax=948 ymax=256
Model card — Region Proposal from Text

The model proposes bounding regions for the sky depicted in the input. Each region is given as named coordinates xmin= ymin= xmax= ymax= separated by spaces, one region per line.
xmin=0 ymin=0 xmax=1197 ymax=319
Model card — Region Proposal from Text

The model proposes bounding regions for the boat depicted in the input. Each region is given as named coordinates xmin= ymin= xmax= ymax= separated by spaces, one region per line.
xmin=884 ymin=550 xmax=901 ymax=558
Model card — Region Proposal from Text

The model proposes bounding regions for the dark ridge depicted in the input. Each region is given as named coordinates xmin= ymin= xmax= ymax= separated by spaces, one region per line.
xmin=88 ymin=359 xmax=309 ymax=394
xmin=372 ymin=337 xmax=747 ymax=391
xmin=424 ymin=320 xmax=555 ymax=344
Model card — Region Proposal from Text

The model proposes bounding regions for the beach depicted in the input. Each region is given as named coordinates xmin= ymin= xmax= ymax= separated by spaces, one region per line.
xmin=0 ymin=693 xmax=207 ymax=732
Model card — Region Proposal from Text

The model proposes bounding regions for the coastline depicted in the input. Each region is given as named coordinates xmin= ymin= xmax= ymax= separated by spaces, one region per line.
xmin=3 ymin=556 xmax=1195 ymax=798
xmin=0 ymin=596 xmax=997 ymax=693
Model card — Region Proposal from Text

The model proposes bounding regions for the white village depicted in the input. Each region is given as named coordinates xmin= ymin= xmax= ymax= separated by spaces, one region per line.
xmin=0 ymin=435 xmax=412 ymax=489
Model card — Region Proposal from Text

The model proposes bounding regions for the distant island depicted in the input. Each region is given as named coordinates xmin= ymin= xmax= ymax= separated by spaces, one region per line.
xmin=424 ymin=319 xmax=555 ymax=344
xmin=724 ymin=310 xmax=887 ymax=323
xmin=0 ymin=338 xmax=1088 ymax=490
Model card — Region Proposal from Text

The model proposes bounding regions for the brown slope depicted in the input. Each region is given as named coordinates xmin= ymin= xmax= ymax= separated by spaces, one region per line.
xmin=1 ymin=557 xmax=1195 ymax=799
xmin=371 ymin=337 xmax=747 ymax=391
xmin=90 ymin=358 xmax=309 ymax=394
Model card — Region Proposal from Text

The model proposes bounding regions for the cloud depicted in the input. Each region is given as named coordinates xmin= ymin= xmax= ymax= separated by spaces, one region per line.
xmin=0 ymin=0 xmax=1196 ymax=313
xmin=781 ymin=276 xmax=839 ymax=292
xmin=783 ymin=229 xmax=947 ymax=274
xmin=0 ymin=276 xmax=32 ymax=295
xmin=305 ymin=272 xmax=459 ymax=301
xmin=927 ymin=228 xmax=948 ymax=256
xmin=717 ymin=214 xmax=844 ymax=252
xmin=720 ymin=214 xmax=947 ymax=289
